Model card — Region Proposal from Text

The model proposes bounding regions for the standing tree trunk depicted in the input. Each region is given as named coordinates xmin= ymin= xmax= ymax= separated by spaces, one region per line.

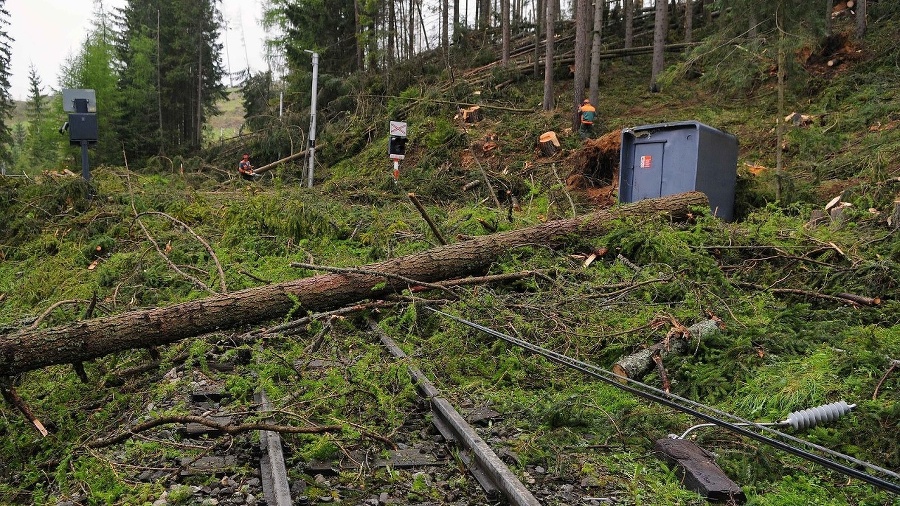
xmin=502 ymin=0 xmax=511 ymax=63
xmin=572 ymin=0 xmax=589 ymax=130
xmin=355 ymin=0 xmax=365 ymax=70
xmin=776 ymin=3 xmax=785 ymax=201
xmin=534 ymin=0 xmax=543 ymax=78
xmin=684 ymin=0 xmax=693 ymax=43
xmin=589 ymin=0 xmax=604 ymax=106
xmin=624 ymin=0 xmax=634 ymax=63
xmin=479 ymin=0 xmax=491 ymax=29
xmin=542 ymin=0 xmax=555 ymax=110
xmin=196 ymin=34 xmax=203 ymax=148
xmin=409 ymin=0 xmax=416 ymax=56
xmin=0 ymin=193 xmax=707 ymax=377
xmin=417 ymin=0 xmax=431 ymax=51
xmin=388 ymin=0 xmax=396 ymax=66
xmin=855 ymin=0 xmax=866 ymax=38
xmin=443 ymin=0 xmax=450 ymax=50
xmin=650 ymin=0 xmax=668 ymax=92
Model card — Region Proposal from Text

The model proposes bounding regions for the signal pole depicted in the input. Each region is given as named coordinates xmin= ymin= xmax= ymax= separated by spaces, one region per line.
xmin=305 ymin=50 xmax=319 ymax=188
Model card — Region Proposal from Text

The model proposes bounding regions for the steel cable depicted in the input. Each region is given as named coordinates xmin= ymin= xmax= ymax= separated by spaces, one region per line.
xmin=425 ymin=307 xmax=900 ymax=495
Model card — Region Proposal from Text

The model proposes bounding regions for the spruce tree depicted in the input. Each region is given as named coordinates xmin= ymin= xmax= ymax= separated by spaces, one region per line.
xmin=115 ymin=0 xmax=226 ymax=161
xmin=0 ymin=0 xmax=14 ymax=165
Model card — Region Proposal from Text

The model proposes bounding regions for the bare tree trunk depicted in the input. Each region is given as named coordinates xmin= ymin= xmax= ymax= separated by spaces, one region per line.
xmin=443 ymin=0 xmax=450 ymax=49
xmin=684 ymin=0 xmax=693 ymax=43
xmin=0 ymin=193 xmax=708 ymax=377
xmin=542 ymin=0 xmax=555 ymax=110
xmin=417 ymin=0 xmax=431 ymax=51
xmin=156 ymin=9 xmax=164 ymax=155
xmin=196 ymin=35 xmax=203 ymax=147
xmin=589 ymin=0 xmax=604 ymax=105
xmin=624 ymin=0 xmax=634 ymax=63
xmin=409 ymin=0 xmax=416 ymax=56
xmin=355 ymin=0 xmax=365 ymax=70
xmin=502 ymin=0 xmax=511 ymax=63
xmin=572 ymin=0 xmax=589 ymax=130
xmin=776 ymin=5 xmax=785 ymax=201
xmin=480 ymin=0 xmax=491 ymax=29
xmin=388 ymin=0 xmax=396 ymax=65
xmin=534 ymin=0 xmax=543 ymax=78
xmin=650 ymin=0 xmax=668 ymax=92
xmin=855 ymin=0 xmax=866 ymax=38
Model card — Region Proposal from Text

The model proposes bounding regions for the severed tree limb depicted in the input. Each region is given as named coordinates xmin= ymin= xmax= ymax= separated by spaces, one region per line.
xmin=407 ymin=193 xmax=448 ymax=245
xmin=135 ymin=211 xmax=228 ymax=293
xmin=589 ymin=274 xmax=676 ymax=300
xmin=304 ymin=316 xmax=335 ymax=355
xmin=132 ymin=214 xmax=212 ymax=293
xmin=86 ymin=415 xmax=344 ymax=448
xmin=1 ymin=192 xmax=706 ymax=377
xmin=430 ymin=270 xmax=556 ymax=288
xmin=290 ymin=262 xmax=459 ymax=299
xmin=1 ymin=380 xmax=48 ymax=436
xmin=734 ymin=282 xmax=871 ymax=307
xmin=872 ymin=359 xmax=899 ymax=400
xmin=29 ymin=299 xmax=91 ymax=330
xmin=651 ymin=349 xmax=671 ymax=393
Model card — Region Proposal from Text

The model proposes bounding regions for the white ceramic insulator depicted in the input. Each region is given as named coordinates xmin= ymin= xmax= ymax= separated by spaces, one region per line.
xmin=784 ymin=400 xmax=855 ymax=430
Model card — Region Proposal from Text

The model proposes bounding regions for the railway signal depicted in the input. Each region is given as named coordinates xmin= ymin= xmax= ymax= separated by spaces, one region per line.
xmin=389 ymin=121 xmax=407 ymax=182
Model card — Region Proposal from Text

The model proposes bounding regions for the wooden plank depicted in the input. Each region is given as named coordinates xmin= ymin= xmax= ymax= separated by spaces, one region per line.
xmin=654 ymin=438 xmax=746 ymax=503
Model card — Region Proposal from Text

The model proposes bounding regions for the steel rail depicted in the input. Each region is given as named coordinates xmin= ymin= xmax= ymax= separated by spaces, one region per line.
xmin=425 ymin=307 xmax=900 ymax=495
xmin=367 ymin=319 xmax=542 ymax=506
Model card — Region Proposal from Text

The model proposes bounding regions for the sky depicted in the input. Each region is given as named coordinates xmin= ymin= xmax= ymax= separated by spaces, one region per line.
xmin=6 ymin=0 xmax=270 ymax=101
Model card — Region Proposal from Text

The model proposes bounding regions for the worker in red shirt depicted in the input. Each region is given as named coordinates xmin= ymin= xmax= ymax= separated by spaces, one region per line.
xmin=238 ymin=154 xmax=256 ymax=180
xmin=578 ymin=99 xmax=597 ymax=140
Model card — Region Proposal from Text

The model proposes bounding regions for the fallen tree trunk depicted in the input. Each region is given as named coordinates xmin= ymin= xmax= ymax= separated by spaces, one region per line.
xmin=0 ymin=192 xmax=707 ymax=377
xmin=253 ymin=149 xmax=312 ymax=175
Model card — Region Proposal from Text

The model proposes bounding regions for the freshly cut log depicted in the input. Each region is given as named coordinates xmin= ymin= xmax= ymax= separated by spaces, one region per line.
xmin=612 ymin=319 xmax=722 ymax=382
xmin=0 ymin=192 xmax=707 ymax=377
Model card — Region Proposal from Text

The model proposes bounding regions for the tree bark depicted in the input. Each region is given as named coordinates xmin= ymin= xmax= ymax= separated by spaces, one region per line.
xmin=589 ymin=0 xmax=604 ymax=106
xmin=0 ymin=193 xmax=707 ymax=377
xmin=624 ymin=0 xmax=634 ymax=63
xmin=572 ymin=0 xmax=589 ymax=130
xmin=533 ymin=0 xmax=543 ymax=78
xmin=542 ymin=0 xmax=555 ymax=110
xmin=502 ymin=0 xmax=511 ymax=64
xmin=650 ymin=0 xmax=668 ymax=91
xmin=855 ymin=0 xmax=866 ymax=38
xmin=684 ymin=0 xmax=693 ymax=43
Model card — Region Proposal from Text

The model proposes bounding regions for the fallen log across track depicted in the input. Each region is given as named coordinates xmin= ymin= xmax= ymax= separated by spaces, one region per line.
xmin=0 ymin=191 xmax=707 ymax=377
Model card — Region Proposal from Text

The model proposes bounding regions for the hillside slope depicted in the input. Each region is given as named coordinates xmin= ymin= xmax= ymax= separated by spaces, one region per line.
xmin=0 ymin=6 xmax=899 ymax=505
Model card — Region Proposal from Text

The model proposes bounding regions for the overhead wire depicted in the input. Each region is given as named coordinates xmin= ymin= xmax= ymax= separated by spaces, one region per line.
xmin=424 ymin=306 xmax=900 ymax=495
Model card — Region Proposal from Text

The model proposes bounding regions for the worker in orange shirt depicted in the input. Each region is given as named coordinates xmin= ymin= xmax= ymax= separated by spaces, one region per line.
xmin=578 ymin=99 xmax=597 ymax=140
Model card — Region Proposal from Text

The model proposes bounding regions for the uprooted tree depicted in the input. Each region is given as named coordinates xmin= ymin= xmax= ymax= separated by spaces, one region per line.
xmin=0 ymin=192 xmax=708 ymax=377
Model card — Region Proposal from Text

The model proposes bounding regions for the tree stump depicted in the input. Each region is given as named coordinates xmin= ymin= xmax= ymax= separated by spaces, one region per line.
xmin=538 ymin=131 xmax=560 ymax=156
xmin=461 ymin=106 xmax=483 ymax=123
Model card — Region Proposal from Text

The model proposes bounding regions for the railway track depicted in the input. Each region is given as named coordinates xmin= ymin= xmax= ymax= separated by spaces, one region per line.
xmin=98 ymin=314 xmax=583 ymax=506
xmin=69 ymin=305 xmax=896 ymax=505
